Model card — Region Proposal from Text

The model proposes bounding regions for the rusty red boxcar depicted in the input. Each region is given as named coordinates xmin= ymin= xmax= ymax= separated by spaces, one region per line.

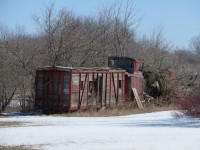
xmin=35 ymin=66 xmax=126 ymax=112
xmin=35 ymin=57 xmax=145 ymax=112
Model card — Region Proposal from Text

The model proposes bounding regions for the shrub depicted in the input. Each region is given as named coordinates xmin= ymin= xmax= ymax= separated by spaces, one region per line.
xmin=176 ymin=96 xmax=200 ymax=117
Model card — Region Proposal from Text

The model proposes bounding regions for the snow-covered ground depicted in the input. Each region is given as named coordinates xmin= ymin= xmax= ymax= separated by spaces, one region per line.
xmin=0 ymin=111 xmax=200 ymax=150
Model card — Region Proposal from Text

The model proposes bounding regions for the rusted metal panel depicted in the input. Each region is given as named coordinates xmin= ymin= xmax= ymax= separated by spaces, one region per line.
xmin=63 ymin=72 xmax=70 ymax=107
xmin=35 ymin=68 xmax=71 ymax=112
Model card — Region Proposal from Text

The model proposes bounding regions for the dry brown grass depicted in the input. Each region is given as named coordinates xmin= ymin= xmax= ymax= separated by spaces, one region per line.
xmin=0 ymin=122 xmax=23 ymax=127
xmin=4 ymin=106 xmax=23 ymax=113
xmin=1 ymin=101 xmax=176 ymax=118
xmin=55 ymin=102 xmax=176 ymax=117
xmin=0 ymin=115 xmax=8 ymax=118
xmin=0 ymin=145 xmax=32 ymax=150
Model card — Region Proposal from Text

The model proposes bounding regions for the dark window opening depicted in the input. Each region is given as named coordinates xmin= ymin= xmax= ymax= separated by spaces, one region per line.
xmin=119 ymin=80 xmax=122 ymax=89
xmin=80 ymin=81 xmax=84 ymax=90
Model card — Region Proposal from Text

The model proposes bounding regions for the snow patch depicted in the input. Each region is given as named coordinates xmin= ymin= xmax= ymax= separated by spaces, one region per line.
xmin=0 ymin=111 xmax=200 ymax=150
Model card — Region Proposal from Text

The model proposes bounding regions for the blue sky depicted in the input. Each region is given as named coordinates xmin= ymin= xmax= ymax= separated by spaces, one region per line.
xmin=0 ymin=0 xmax=199 ymax=48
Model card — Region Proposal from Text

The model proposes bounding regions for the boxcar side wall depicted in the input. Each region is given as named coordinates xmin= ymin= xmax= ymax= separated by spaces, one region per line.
xmin=35 ymin=67 xmax=126 ymax=112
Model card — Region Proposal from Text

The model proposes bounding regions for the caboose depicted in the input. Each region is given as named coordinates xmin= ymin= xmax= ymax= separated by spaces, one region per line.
xmin=35 ymin=57 xmax=145 ymax=112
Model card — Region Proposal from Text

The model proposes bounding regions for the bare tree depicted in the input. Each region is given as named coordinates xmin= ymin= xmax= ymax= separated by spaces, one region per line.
xmin=97 ymin=0 xmax=140 ymax=58
xmin=190 ymin=34 xmax=200 ymax=55
xmin=0 ymin=24 xmax=40 ymax=111
xmin=174 ymin=35 xmax=200 ymax=95
xmin=140 ymin=26 xmax=173 ymax=73
xmin=33 ymin=4 xmax=86 ymax=66
xmin=138 ymin=26 xmax=178 ymax=105
xmin=0 ymin=24 xmax=18 ymax=112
